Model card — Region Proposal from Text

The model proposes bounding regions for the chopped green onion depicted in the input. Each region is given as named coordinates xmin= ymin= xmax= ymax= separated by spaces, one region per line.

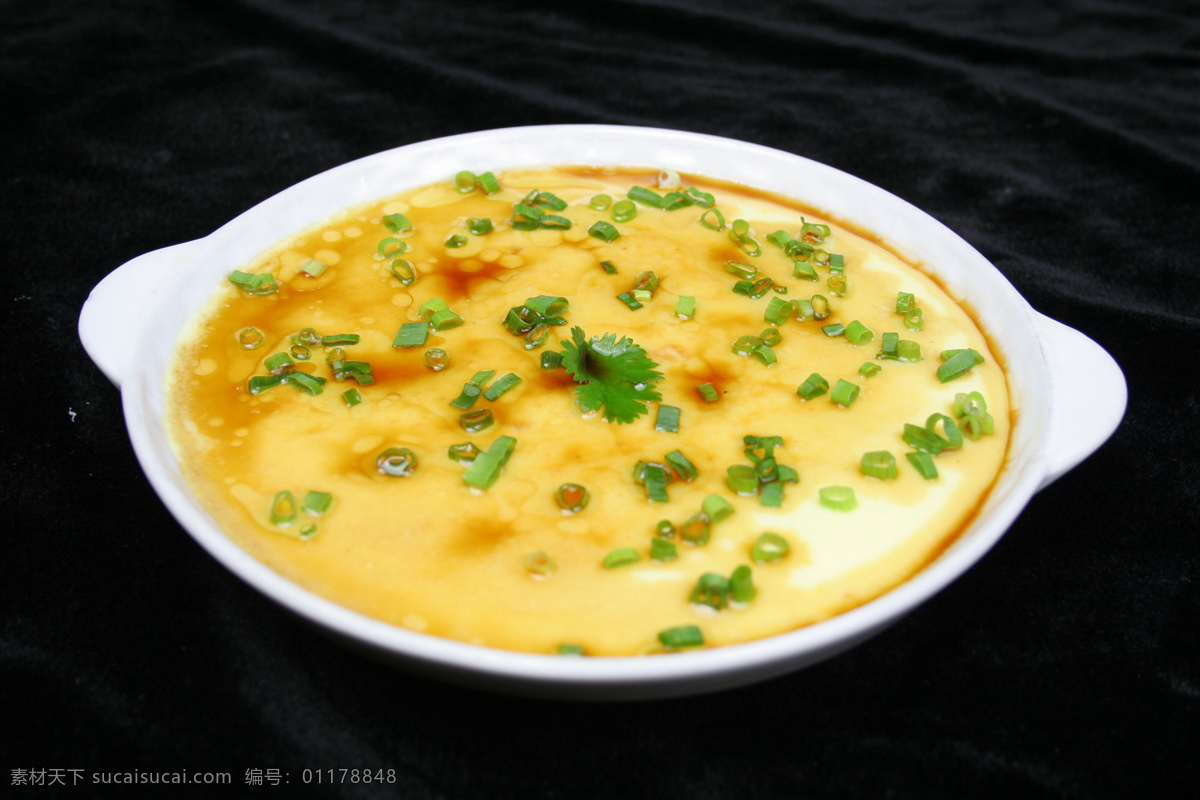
xmin=248 ymin=373 xmax=286 ymax=395
xmin=657 ymin=169 xmax=682 ymax=189
xmin=665 ymin=449 xmax=698 ymax=481
xmin=685 ymin=186 xmax=715 ymax=207
xmin=612 ymin=200 xmax=637 ymax=223
xmin=698 ymin=207 xmax=725 ymax=230
xmin=418 ymin=298 xmax=450 ymax=320
xmin=764 ymin=296 xmax=792 ymax=325
xmin=469 ymin=369 xmax=496 ymax=388
xmin=556 ymin=643 xmax=584 ymax=656
xmin=321 ymin=333 xmax=359 ymax=346
xmin=844 ymin=320 xmax=874 ymax=345
xmin=690 ymin=573 xmax=729 ymax=609
xmin=540 ymin=351 xmax=564 ymax=370
xmin=953 ymin=391 xmax=988 ymax=419
xmin=658 ymin=625 xmax=704 ymax=649
xmin=655 ymin=404 xmax=681 ymax=433
xmin=228 ymin=270 xmax=278 ymax=295
xmin=628 ymin=185 xmax=664 ymax=207
xmin=828 ymin=253 xmax=845 ymax=274
xmin=675 ymin=296 xmax=696 ymax=320
xmin=656 ymin=519 xmax=677 ymax=539
xmin=726 ymin=261 xmax=758 ymax=280
xmin=476 ymin=172 xmax=500 ymax=194
xmin=792 ymin=260 xmax=818 ymax=281
xmin=467 ymin=217 xmax=494 ymax=235
xmin=831 ymin=379 xmax=860 ymax=407
xmin=392 ymin=322 xmax=429 ymax=348
xmin=302 ymin=491 xmax=333 ymax=515
xmin=589 ymin=193 xmax=612 ymax=211
xmin=792 ymin=298 xmax=815 ymax=321
xmin=800 ymin=218 xmax=831 ymax=242
xmin=301 ymin=258 xmax=327 ymax=277
xmin=616 ymin=291 xmax=643 ymax=310
xmin=680 ymin=512 xmax=711 ymax=546
xmin=822 ymin=323 xmax=845 ymax=337
xmin=390 ymin=259 xmax=417 ymax=286
xmin=285 ymin=371 xmax=325 ymax=395
xmin=602 ymin=547 xmax=639 ymax=569
xmin=660 ymin=191 xmax=693 ymax=211
xmin=453 ymin=170 xmax=476 ymax=192
xmin=265 ymin=351 xmax=294 ymax=374
xmin=878 ymin=332 xmax=899 ymax=360
xmin=896 ymin=292 xmax=915 ymax=314
xmin=897 ymin=340 xmax=922 ymax=362
xmin=600 ymin=260 xmax=619 ymax=274
xmin=906 ymin=451 xmax=939 ymax=479
xmin=904 ymin=308 xmax=924 ymax=331
xmin=235 ymin=327 xmax=266 ymax=349
xmin=859 ymin=362 xmax=881 ymax=378
xmin=329 ymin=359 xmax=374 ymax=385
xmin=523 ymin=551 xmax=557 ymax=577
xmin=751 ymin=532 xmax=789 ymax=563
xmin=289 ymin=344 xmax=310 ymax=361
xmin=759 ymin=327 xmax=782 ymax=347
xmin=827 ymin=275 xmax=849 ymax=297
xmin=726 ymin=464 xmax=759 ymax=495
xmin=382 ymin=213 xmax=412 ymax=232
xmin=937 ymin=348 xmax=984 ymax=382
xmin=732 ymin=335 xmax=764 ymax=357
xmin=650 ymin=538 xmax=677 ymax=562
xmin=291 ymin=330 xmax=317 ymax=347
xmin=444 ymin=234 xmax=468 ymax=248
xmin=730 ymin=565 xmax=756 ymax=603
xmin=925 ymin=413 xmax=963 ymax=450
xmin=588 ymin=220 xmax=620 ymax=242
xmin=752 ymin=345 xmax=777 ymax=367
xmin=449 ymin=383 xmax=482 ymax=410
xmin=643 ymin=463 xmax=670 ymax=503
xmin=483 ymin=372 xmax=522 ymax=402
xmin=269 ymin=491 xmax=296 ymax=526
xmin=819 ymin=486 xmax=857 ymax=511
xmin=458 ymin=408 xmax=494 ymax=433
xmin=430 ymin=309 xmax=465 ymax=331
xmin=556 ymin=483 xmax=590 ymax=513
xmin=341 ymin=387 xmax=362 ymax=406
xmin=759 ymin=481 xmax=784 ymax=507
xmin=903 ymin=422 xmax=947 ymax=455
xmin=811 ymin=295 xmax=831 ymax=319
xmin=700 ymin=493 xmax=734 ymax=523
xmin=461 ymin=435 xmax=516 ymax=490
xmin=696 ymin=382 xmax=719 ymax=403
xmin=423 ymin=348 xmax=450 ymax=371
xmin=539 ymin=213 xmax=572 ymax=230
xmin=447 ymin=441 xmax=482 ymax=463
xmin=376 ymin=447 xmax=418 ymax=477
xmin=861 ymin=450 xmax=898 ymax=480
xmin=378 ymin=237 xmax=407 ymax=257
xmin=796 ymin=373 xmax=829 ymax=400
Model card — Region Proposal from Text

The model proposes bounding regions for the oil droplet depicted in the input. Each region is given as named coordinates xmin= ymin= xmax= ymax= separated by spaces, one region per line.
xmin=402 ymin=614 xmax=428 ymax=632
xmin=194 ymin=358 xmax=218 ymax=376
xmin=322 ymin=230 xmax=342 ymax=242
xmin=344 ymin=226 xmax=363 ymax=238
xmin=207 ymin=417 xmax=224 ymax=427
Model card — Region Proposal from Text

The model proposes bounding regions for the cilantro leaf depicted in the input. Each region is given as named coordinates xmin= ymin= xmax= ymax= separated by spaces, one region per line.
xmin=559 ymin=327 xmax=663 ymax=424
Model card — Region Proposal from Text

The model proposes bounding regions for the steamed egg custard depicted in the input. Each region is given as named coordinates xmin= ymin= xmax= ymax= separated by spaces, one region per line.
xmin=167 ymin=167 xmax=1010 ymax=656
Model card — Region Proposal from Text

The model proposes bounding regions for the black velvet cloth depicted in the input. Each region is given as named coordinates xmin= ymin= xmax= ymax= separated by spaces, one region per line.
xmin=4 ymin=1 xmax=1198 ymax=797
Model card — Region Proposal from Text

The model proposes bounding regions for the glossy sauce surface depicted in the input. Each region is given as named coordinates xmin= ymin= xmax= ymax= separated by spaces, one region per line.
xmin=167 ymin=167 xmax=1010 ymax=655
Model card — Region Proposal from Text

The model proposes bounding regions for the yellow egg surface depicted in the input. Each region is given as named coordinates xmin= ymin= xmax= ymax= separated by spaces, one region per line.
xmin=166 ymin=167 xmax=1010 ymax=656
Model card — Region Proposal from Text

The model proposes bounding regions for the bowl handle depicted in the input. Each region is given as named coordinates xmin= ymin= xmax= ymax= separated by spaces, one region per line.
xmin=78 ymin=240 xmax=202 ymax=388
xmin=1034 ymin=313 xmax=1126 ymax=490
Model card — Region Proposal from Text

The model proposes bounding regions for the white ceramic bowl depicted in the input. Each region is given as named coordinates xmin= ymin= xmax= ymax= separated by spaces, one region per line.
xmin=79 ymin=125 xmax=1125 ymax=700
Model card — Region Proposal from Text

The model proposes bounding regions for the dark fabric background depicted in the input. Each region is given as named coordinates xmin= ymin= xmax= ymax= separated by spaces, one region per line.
xmin=3 ymin=1 xmax=1198 ymax=797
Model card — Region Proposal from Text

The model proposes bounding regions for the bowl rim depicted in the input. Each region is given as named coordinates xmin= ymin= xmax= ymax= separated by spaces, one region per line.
xmin=92 ymin=124 xmax=1115 ymax=699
